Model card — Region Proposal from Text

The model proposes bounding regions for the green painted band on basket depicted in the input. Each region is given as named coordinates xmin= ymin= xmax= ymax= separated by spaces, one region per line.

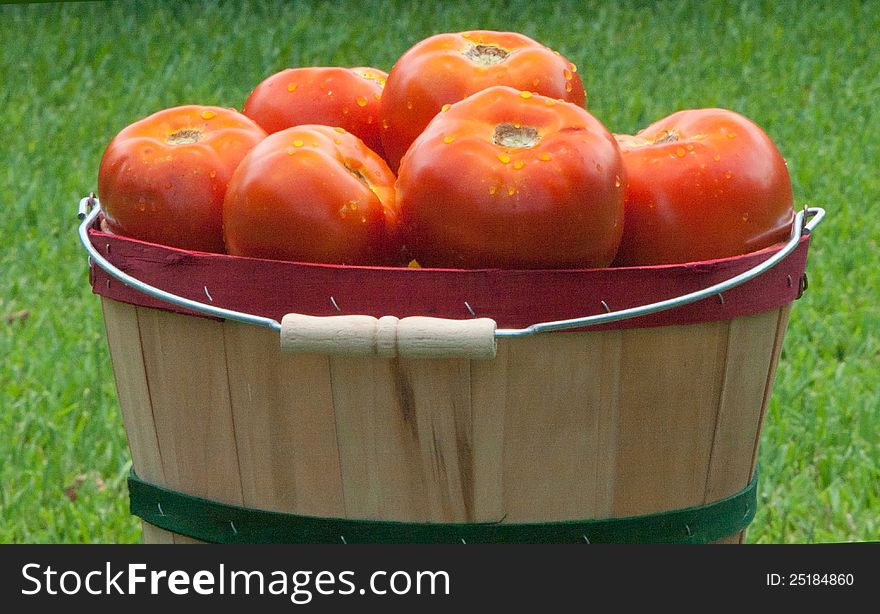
xmin=128 ymin=470 xmax=758 ymax=544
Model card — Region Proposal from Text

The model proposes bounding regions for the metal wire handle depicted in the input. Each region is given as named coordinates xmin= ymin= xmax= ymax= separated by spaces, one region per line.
xmin=78 ymin=195 xmax=824 ymax=339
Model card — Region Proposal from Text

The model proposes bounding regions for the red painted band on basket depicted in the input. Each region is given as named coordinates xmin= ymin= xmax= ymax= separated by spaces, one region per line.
xmin=88 ymin=222 xmax=811 ymax=331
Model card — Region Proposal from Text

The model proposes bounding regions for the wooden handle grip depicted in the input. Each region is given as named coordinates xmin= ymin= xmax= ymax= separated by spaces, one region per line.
xmin=280 ymin=314 xmax=497 ymax=359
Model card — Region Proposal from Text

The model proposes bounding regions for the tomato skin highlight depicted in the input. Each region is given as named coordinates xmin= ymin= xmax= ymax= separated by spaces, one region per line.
xmin=97 ymin=105 xmax=267 ymax=253
xmin=222 ymin=125 xmax=398 ymax=265
xmin=396 ymin=86 xmax=624 ymax=270
xmin=242 ymin=66 xmax=388 ymax=161
xmin=613 ymin=108 xmax=795 ymax=266
xmin=380 ymin=30 xmax=586 ymax=172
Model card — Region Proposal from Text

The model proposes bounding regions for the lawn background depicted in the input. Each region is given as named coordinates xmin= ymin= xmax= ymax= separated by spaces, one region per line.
xmin=1 ymin=0 xmax=877 ymax=543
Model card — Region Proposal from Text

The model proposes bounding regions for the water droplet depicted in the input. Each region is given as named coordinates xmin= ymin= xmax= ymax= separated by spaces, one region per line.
xmin=327 ymin=90 xmax=334 ymax=96
xmin=382 ymin=119 xmax=389 ymax=129
xmin=350 ymin=202 xmax=358 ymax=211
xmin=443 ymin=135 xmax=455 ymax=144
xmin=724 ymin=170 xmax=732 ymax=179
xmin=497 ymin=154 xmax=511 ymax=164
xmin=286 ymin=146 xmax=296 ymax=155
xmin=713 ymin=154 xmax=721 ymax=161
xmin=519 ymin=91 xmax=533 ymax=99
xmin=675 ymin=147 xmax=686 ymax=157
xmin=374 ymin=92 xmax=382 ymax=101
xmin=488 ymin=185 xmax=497 ymax=195
xmin=596 ymin=163 xmax=603 ymax=172
xmin=513 ymin=160 xmax=525 ymax=170
xmin=539 ymin=153 xmax=552 ymax=161
xmin=342 ymin=107 xmax=350 ymax=115
xmin=441 ymin=103 xmax=452 ymax=112
xmin=742 ymin=213 xmax=750 ymax=222
xmin=532 ymin=78 xmax=540 ymax=87
xmin=334 ymin=127 xmax=346 ymax=133
xmin=568 ymin=62 xmax=578 ymax=73
xmin=356 ymin=96 xmax=368 ymax=107
xmin=614 ymin=175 xmax=622 ymax=188
xmin=209 ymin=170 xmax=216 ymax=178
xmin=686 ymin=144 xmax=694 ymax=151
xmin=406 ymin=100 xmax=413 ymax=110
xmin=692 ymin=133 xmax=706 ymax=140
xmin=726 ymin=132 xmax=737 ymax=139
xmin=563 ymin=69 xmax=573 ymax=81
xmin=287 ymin=83 xmax=298 ymax=92
xmin=164 ymin=181 xmax=172 ymax=189
xmin=544 ymin=98 xmax=555 ymax=106
xmin=293 ymin=139 xmax=304 ymax=147
xmin=507 ymin=186 xmax=516 ymax=196
xmin=565 ymin=82 xmax=573 ymax=93
xmin=200 ymin=110 xmax=216 ymax=120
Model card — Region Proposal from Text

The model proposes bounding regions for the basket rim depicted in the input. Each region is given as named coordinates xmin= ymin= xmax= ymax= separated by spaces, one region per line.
xmin=87 ymin=215 xmax=812 ymax=332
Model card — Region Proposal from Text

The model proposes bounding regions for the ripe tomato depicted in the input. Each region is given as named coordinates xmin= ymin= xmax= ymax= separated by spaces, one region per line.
xmin=97 ymin=105 xmax=266 ymax=253
xmin=223 ymin=125 xmax=398 ymax=265
xmin=242 ymin=66 xmax=388 ymax=160
xmin=380 ymin=30 xmax=586 ymax=171
xmin=397 ymin=86 xmax=624 ymax=269
xmin=613 ymin=108 xmax=795 ymax=266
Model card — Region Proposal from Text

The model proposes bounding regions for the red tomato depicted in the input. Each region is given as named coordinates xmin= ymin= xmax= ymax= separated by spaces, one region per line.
xmin=380 ymin=30 xmax=586 ymax=171
xmin=97 ymin=105 xmax=266 ymax=252
xmin=223 ymin=125 xmax=398 ymax=265
xmin=242 ymin=66 xmax=388 ymax=160
xmin=613 ymin=108 xmax=795 ymax=266
xmin=397 ymin=86 xmax=624 ymax=269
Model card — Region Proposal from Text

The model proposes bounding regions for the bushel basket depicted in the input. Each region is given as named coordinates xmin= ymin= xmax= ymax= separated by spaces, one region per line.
xmin=78 ymin=196 xmax=823 ymax=544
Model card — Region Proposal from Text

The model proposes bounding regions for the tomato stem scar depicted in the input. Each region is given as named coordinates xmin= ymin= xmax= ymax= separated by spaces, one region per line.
xmin=463 ymin=44 xmax=510 ymax=65
xmin=651 ymin=129 xmax=680 ymax=145
xmin=493 ymin=123 xmax=540 ymax=148
xmin=167 ymin=128 xmax=203 ymax=145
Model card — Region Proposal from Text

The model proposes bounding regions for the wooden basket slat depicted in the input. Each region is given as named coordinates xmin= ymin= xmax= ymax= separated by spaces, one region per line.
xmin=222 ymin=322 xmax=346 ymax=518
xmin=704 ymin=308 xmax=784 ymax=504
xmin=101 ymin=299 xmax=175 ymax=543
xmin=330 ymin=357 xmax=431 ymax=521
xmin=610 ymin=320 xmax=730 ymax=517
xmin=469 ymin=342 xmax=509 ymax=523
xmin=500 ymin=333 xmax=609 ymax=522
xmin=135 ymin=307 xmax=243 ymax=507
xmin=407 ymin=359 xmax=475 ymax=522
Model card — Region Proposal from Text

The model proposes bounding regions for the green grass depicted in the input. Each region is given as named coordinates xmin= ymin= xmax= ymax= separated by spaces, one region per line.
xmin=1 ymin=0 xmax=877 ymax=543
